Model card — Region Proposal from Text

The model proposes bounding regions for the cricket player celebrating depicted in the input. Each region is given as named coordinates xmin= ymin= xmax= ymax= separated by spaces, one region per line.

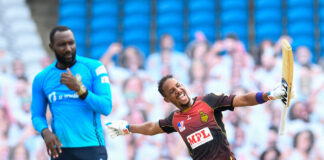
xmin=106 ymin=75 xmax=295 ymax=160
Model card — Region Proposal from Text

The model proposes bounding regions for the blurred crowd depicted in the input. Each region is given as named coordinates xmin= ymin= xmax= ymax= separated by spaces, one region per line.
xmin=1 ymin=32 xmax=324 ymax=160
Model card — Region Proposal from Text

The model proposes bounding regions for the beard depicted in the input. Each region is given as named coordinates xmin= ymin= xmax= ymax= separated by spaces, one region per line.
xmin=55 ymin=50 xmax=76 ymax=68
xmin=180 ymin=95 xmax=191 ymax=109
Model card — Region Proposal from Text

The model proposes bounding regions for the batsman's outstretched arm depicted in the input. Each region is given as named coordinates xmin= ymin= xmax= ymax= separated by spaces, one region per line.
xmin=129 ymin=122 xmax=164 ymax=135
xmin=233 ymin=83 xmax=293 ymax=107
xmin=105 ymin=120 xmax=164 ymax=138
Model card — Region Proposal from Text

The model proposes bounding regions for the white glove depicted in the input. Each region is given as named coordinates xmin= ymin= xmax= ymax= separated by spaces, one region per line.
xmin=268 ymin=83 xmax=296 ymax=100
xmin=105 ymin=120 xmax=131 ymax=138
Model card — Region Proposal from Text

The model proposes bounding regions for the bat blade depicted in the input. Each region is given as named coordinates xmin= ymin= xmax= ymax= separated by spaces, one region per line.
xmin=279 ymin=39 xmax=294 ymax=135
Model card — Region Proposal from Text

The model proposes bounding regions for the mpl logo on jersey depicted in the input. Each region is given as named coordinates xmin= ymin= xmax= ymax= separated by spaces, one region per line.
xmin=178 ymin=121 xmax=186 ymax=132
xmin=187 ymin=127 xmax=213 ymax=149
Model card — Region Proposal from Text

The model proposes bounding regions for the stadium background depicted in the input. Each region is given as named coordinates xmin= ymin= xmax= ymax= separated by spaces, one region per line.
xmin=1 ymin=0 xmax=324 ymax=159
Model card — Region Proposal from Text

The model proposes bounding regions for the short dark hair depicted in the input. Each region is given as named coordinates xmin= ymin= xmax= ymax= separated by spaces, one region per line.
xmin=293 ymin=130 xmax=314 ymax=153
xmin=158 ymin=75 xmax=173 ymax=97
xmin=49 ymin=25 xmax=71 ymax=44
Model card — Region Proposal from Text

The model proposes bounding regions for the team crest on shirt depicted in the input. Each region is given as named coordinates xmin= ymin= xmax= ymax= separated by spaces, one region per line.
xmin=178 ymin=121 xmax=186 ymax=132
xmin=200 ymin=111 xmax=208 ymax=123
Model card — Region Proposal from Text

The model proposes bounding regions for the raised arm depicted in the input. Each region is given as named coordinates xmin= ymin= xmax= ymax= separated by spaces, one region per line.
xmin=105 ymin=120 xmax=164 ymax=138
xmin=129 ymin=122 xmax=164 ymax=135
xmin=233 ymin=92 xmax=270 ymax=107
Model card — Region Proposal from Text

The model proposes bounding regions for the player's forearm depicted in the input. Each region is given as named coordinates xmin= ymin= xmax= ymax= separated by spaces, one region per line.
xmin=84 ymin=91 xmax=112 ymax=116
xmin=233 ymin=92 xmax=270 ymax=107
xmin=129 ymin=122 xmax=163 ymax=136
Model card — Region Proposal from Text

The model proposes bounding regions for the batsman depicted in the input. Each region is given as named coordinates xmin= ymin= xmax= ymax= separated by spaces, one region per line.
xmin=106 ymin=74 xmax=296 ymax=160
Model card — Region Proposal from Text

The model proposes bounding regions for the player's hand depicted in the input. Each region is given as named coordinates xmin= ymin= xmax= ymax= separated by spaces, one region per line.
xmin=105 ymin=120 xmax=131 ymax=138
xmin=41 ymin=129 xmax=63 ymax=159
xmin=268 ymin=83 xmax=296 ymax=100
xmin=60 ymin=68 xmax=80 ymax=91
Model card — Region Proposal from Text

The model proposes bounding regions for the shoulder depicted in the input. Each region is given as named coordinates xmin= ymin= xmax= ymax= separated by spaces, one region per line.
xmin=33 ymin=63 xmax=55 ymax=83
xmin=77 ymin=56 xmax=103 ymax=68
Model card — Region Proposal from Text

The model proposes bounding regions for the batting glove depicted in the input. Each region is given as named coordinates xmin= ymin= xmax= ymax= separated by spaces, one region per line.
xmin=105 ymin=120 xmax=131 ymax=138
xmin=268 ymin=83 xmax=296 ymax=100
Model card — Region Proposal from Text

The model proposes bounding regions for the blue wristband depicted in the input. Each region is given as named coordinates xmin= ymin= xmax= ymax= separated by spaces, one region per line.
xmin=256 ymin=92 xmax=266 ymax=104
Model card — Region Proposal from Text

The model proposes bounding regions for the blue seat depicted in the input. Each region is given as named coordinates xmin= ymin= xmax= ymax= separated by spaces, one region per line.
xmin=73 ymin=32 xmax=86 ymax=45
xmin=255 ymin=0 xmax=281 ymax=9
xmin=288 ymin=22 xmax=314 ymax=36
xmin=90 ymin=44 xmax=110 ymax=59
xmin=92 ymin=1 xmax=118 ymax=17
xmin=287 ymin=0 xmax=313 ymax=7
xmin=189 ymin=26 xmax=216 ymax=41
xmin=91 ymin=31 xmax=118 ymax=46
xmin=123 ymin=15 xmax=150 ymax=29
xmin=124 ymin=1 xmax=150 ymax=15
xmin=157 ymin=14 xmax=183 ymax=27
xmin=221 ymin=0 xmax=247 ymax=11
xmin=157 ymin=27 xmax=184 ymax=41
xmin=91 ymin=17 xmax=118 ymax=31
xmin=221 ymin=25 xmax=247 ymax=39
xmin=256 ymin=24 xmax=281 ymax=42
xmin=292 ymin=36 xmax=315 ymax=51
xmin=59 ymin=18 xmax=87 ymax=31
xmin=189 ymin=12 xmax=216 ymax=25
xmin=157 ymin=0 xmax=184 ymax=13
xmin=60 ymin=0 xmax=86 ymax=5
xmin=188 ymin=0 xmax=215 ymax=11
xmin=287 ymin=8 xmax=313 ymax=21
xmin=319 ymin=9 xmax=324 ymax=20
xmin=221 ymin=10 xmax=248 ymax=24
xmin=59 ymin=4 xmax=87 ymax=18
xmin=123 ymin=29 xmax=149 ymax=43
xmin=255 ymin=9 xmax=282 ymax=23
xmin=319 ymin=24 xmax=324 ymax=35
xmin=76 ymin=46 xmax=87 ymax=57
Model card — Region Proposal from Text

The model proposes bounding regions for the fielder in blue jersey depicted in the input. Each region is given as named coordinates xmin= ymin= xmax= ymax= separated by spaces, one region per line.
xmin=31 ymin=26 xmax=112 ymax=160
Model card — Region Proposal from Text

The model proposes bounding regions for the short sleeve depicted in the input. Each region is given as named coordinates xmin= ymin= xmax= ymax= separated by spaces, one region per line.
xmin=158 ymin=111 xmax=176 ymax=134
xmin=202 ymin=93 xmax=235 ymax=112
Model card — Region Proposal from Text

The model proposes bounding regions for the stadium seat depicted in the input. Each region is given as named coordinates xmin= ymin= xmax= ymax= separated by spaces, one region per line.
xmin=287 ymin=7 xmax=314 ymax=22
xmin=124 ymin=1 xmax=150 ymax=15
xmin=189 ymin=11 xmax=216 ymax=25
xmin=92 ymin=1 xmax=118 ymax=17
xmin=91 ymin=31 xmax=118 ymax=46
xmin=221 ymin=0 xmax=247 ymax=11
xmin=59 ymin=18 xmax=87 ymax=31
xmin=221 ymin=10 xmax=248 ymax=24
xmin=256 ymin=24 xmax=282 ymax=43
xmin=123 ymin=15 xmax=150 ymax=29
xmin=292 ymin=36 xmax=315 ymax=51
xmin=157 ymin=14 xmax=183 ymax=27
xmin=221 ymin=24 xmax=247 ymax=39
xmin=123 ymin=29 xmax=149 ymax=43
xmin=255 ymin=9 xmax=282 ymax=23
xmin=157 ymin=0 xmax=184 ymax=13
xmin=188 ymin=0 xmax=215 ymax=11
xmin=59 ymin=3 xmax=87 ymax=18
xmin=91 ymin=17 xmax=118 ymax=31
xmin=90 ymin=44 xmax=110 ymax=59
xmin=287 ymin=0 xmax=313 ymax=7
xmin=288 ymin=22 xmax=314 ymax=36
xmin=255 ymin=0 xmax=281 ymax=9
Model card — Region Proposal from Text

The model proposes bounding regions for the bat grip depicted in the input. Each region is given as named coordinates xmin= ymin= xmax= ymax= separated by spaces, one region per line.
xmin=279 ymin=106 xmax=288 ymax=135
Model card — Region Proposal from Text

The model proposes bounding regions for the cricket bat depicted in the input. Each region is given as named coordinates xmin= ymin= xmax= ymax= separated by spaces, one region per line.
xmin=279 ymin=39 xmax=294 ymax=135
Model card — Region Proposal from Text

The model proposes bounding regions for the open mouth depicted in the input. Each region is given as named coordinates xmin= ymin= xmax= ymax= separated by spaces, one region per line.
xmin=177 ymin=92 xmax=187 ymax=102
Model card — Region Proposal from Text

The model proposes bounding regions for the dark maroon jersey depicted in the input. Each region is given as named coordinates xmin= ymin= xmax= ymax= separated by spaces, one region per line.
xmin=159 ymin=93 xmax=237 ymax=160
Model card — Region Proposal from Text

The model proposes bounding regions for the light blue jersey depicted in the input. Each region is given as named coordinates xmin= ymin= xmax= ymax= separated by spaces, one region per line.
xmin=31 ymin=55 xmax=112 ymax=147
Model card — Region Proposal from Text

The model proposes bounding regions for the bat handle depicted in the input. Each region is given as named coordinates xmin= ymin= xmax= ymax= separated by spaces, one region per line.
xmin=279 ymin=106 xmax=288 ymax=135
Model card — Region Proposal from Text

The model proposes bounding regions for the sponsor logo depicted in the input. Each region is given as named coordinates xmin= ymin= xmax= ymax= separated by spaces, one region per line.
xmin=199 ymin=111 xmax=208 ymax=123
xmin=186 ymin=127 xmax=213 ymax=149
xmin=48 ymin=92 xmax=79 ymax=103
xmin=101 ymin=76 xmax=110 ymax=84
xmin=178 ymin=121 xmax=186 ymax=132
xmin=281 ymin=79 xmax=288 ymax=105
xmin=96 ymin=65 xmax=107 ymax=76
